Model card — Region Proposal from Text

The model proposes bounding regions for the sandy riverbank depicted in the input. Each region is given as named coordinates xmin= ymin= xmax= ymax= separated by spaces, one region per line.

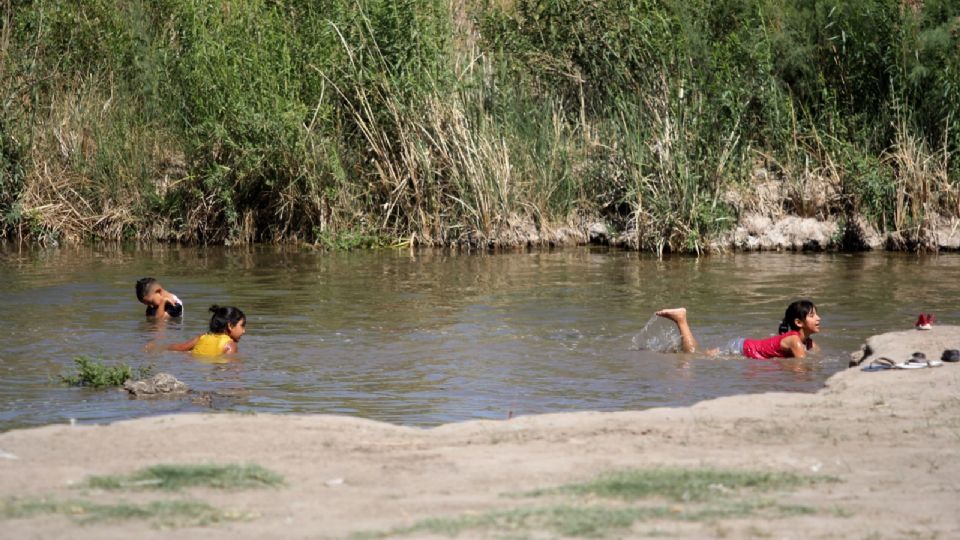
xmin=2 ymin=350 xmax=959 ymax=539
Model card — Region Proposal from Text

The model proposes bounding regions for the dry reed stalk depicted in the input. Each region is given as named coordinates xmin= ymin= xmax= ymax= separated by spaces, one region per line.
xmin=0 ymin=0 xmax=13 ymax=91
xmin=883 ymin=117 xmax=949 ymax=248
xmin=633 ymin=75 xmax=700 ymax=256
xmin=416 ymin=95 xmax=515 ymax=245
xmin=330 ymin=70 xmax=522 ymax=246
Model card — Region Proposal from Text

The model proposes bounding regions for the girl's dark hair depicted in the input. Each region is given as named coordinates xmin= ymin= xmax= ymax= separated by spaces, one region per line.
xmin=779 ymin=300 xmax=816 ymax=334
xmin=208 ymin=305 xmax=245 ymax=333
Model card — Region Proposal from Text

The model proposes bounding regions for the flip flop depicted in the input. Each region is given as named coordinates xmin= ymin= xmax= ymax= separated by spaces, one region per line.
xmin=899 ymin=357 xmax=943 ymax=369
xmin=861 ymin=357 xmax=943 ymax=371
xmin=897 ymin=361 xmax=936 ymax=369
xmin=862 ymin=358 xmax=897 ymax=371
xmin=904 ymin=352 xmax=943 ymax=368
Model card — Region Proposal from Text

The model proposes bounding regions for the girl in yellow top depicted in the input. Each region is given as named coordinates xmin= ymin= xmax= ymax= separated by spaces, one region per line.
xmin=166 ymin=305 xmax=246 ymax=356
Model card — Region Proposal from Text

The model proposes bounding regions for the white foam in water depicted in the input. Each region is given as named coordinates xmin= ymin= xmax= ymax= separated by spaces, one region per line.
xmin=631 ymin=315 xmax=681 ymax=352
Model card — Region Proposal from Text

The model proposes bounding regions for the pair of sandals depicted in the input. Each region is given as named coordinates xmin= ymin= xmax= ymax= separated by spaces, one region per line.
xmin=863 ymin=350 xmax=959 ymax=371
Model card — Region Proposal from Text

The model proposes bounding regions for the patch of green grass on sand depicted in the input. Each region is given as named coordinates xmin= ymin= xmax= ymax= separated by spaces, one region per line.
xmin=85 ymin=463 xmax=284 ymax=491
xmin=529 ymin=467 xmax=828 ymax=502
xmin=354 ymin=468 xmax=834 ymax=538
xmin=0 ymin=497 xmax=249 ymax=527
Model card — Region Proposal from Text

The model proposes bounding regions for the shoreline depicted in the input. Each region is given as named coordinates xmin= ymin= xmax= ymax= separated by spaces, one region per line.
xmin=6 ymin=213 xmax=960 ymax=253
xmin=2 ymin=353 xmax=958 ymax=538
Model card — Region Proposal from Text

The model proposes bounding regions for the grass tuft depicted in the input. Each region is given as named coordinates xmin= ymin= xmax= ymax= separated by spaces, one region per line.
xmin=60 ymin=357 xmax=153 ymax=388
xmin=355 ymin=501 xmax=817 ymax=539
xmin=354 ymin=468 xmax=829 ymax=538
xmin=85 ymin=463 xmax=284 ymax=491
xmin=529 ymin=468 xmax=821 ymax=502
xmin=0 ymin=497 xmax=244 ymax=527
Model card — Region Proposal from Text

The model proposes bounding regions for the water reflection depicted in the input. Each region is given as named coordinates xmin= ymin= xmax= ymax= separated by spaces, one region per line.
xmin=1 ymin=245 xmax=958 ymax=430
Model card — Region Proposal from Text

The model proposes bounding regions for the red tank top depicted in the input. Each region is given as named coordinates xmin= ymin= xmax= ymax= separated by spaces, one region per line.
xmin=742 ymin=330 xmax=812 ymax=359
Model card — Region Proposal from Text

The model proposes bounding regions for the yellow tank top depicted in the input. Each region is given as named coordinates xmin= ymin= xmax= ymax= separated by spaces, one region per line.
xmin=192 ymin=333 xmax=233 ymax=356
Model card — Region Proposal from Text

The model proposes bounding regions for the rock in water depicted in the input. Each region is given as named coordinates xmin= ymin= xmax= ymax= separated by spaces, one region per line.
xmin=588 ymin=222 xmax=610 ymax=244
xmin=123 ymin=373 xmax=188 ymax=397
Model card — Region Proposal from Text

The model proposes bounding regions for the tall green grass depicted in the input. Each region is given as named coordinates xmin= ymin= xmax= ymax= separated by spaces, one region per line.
xmin=1 ymin=0 xmax=957 ymax=251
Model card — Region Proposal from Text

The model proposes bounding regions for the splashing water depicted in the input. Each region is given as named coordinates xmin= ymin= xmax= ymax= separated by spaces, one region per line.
xmin=631 ymin=314 xmax=681 ymax=352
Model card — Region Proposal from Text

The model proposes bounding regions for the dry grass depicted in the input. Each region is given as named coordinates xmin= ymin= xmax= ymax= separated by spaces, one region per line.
xmin=13 ymin=75 xmax=179 ymax=244
xmin=883 ymin=116 xmax=953 ymax=249
xmin=626 ymin=73 xmax=741 ymax=256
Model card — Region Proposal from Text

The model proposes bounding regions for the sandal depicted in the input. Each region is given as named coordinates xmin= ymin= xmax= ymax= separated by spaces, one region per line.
xmin=862 ymin=358 xmax=897 ymax=371
xmin=901 ymin=352 xmax=943 ymax=368
xmin=862 ymin=355 xmax=943 ymax=371
xmin=941 ymin=349 xmax=960 ymax=363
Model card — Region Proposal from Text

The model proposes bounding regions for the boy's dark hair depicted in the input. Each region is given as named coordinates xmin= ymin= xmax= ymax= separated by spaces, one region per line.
xmin=136 ymin=277 xmax=158 ymax=302
xmin=209 ymin=305 xmax=246 ymax=333
xmin=779 ymin=300 xmax=816 ymax=334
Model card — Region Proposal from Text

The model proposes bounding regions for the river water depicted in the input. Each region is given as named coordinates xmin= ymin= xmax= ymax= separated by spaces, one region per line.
xmin=1 ymin=245 xmax=957 ymax=431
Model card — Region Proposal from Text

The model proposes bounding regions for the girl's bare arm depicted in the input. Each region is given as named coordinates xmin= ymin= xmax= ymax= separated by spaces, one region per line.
xmin=781 ymin=335 xmax=808 ymax=358
xmin=165 ymin=336 xmax=200 ymax=352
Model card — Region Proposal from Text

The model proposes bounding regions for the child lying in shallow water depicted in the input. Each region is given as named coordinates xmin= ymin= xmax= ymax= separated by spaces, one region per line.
xmin=655 ymin=300 xmax=821 ymax=359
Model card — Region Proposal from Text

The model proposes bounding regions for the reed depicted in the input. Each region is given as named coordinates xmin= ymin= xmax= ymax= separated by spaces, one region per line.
xmin=875 ymin=116 xmax=953 ymax=249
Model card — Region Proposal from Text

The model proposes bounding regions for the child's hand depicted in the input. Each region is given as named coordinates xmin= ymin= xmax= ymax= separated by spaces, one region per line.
xmin=164 ymin=293 xmax=184 ymax=317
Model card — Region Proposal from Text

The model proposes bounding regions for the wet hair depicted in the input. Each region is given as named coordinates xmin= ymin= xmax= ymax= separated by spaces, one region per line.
xmin=208 ymin=305 xmax=246 ymax=333
xmin=778 ymin=300 xmax=817 ymax=334
xmin=136 ymin=277 xmax=159 ymax=302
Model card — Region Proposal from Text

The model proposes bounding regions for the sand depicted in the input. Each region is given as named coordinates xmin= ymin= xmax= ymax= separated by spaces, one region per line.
xmin=2 ymin=333 xmax=959 ymax=539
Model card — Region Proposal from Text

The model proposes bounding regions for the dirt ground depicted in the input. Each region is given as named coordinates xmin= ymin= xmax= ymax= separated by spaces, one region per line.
xmin=2 ymin=347 xmax=959 ymax=539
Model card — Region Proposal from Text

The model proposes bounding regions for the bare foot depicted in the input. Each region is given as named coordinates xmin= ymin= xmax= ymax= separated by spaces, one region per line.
xmin=655 ymin=307 xmax=687 ymax=323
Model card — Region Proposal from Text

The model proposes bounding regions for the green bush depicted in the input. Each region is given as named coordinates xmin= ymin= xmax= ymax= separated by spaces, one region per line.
xmin=60 ymin=357 xmax=153 ymax=389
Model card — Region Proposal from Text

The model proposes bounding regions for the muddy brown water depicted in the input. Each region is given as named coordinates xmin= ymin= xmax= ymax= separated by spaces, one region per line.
xmin=1 ymin=245 xmax=957 ymax=431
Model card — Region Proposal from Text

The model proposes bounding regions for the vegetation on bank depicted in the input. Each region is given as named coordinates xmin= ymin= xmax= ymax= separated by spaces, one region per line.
xmin=1 ymin=0 xmax=957 ymax=252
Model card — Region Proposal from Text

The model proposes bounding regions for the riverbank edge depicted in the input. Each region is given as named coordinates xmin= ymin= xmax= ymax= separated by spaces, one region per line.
xmin=2 ymin=331 xmax=959 ymax=538
xmin=12 ymin=209 xmax=960 ymax=253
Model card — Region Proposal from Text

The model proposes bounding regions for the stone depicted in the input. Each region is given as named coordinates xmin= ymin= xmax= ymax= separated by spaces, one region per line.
xmin=741 ymin=213 xmax=773 ymax=236
xmin=843 ymin=214 xmax=883 ymax=250
xmin=934 ymin=218 xmax=960 ymax=250
xmin=588 ymin=222 xmax=610 ymax=244
xmin=723 ymin=213 xmax=840 ymax=252
xmin=123 ymin=373 xmax=189 ymax=398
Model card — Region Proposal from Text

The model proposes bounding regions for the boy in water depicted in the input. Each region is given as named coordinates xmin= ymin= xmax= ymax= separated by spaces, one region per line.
xmin=136 ymin=277 xmax=184 ymax=319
